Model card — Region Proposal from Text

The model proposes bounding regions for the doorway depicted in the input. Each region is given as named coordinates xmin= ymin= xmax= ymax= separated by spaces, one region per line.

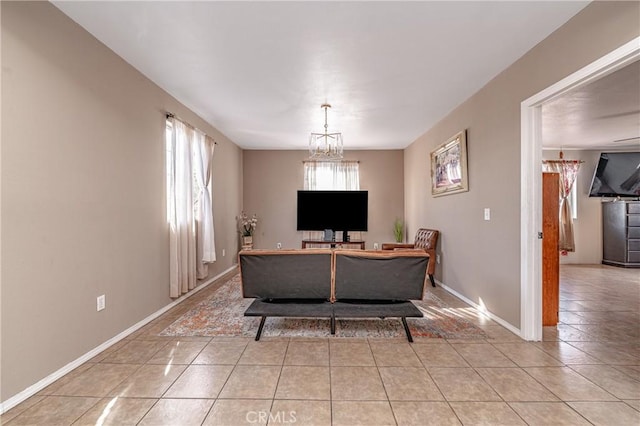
xmin=519 ymin=37 xmax=640 ymax=341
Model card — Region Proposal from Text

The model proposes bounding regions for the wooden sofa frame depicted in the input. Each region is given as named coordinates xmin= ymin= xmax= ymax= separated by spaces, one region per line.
xmin=239 ymin=249 xmax=429 ymax=342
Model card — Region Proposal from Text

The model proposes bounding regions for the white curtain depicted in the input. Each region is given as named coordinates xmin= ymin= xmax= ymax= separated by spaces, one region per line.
xmin=194 ymin=134 xmax=216 ymax=279
xmin=542 ymin=160 xmax=581 ymax=252
xmin=303 ymin=161 xmax=360 ymax=240
xmin=167 ymin=117 xmax=216 ymax=297
xmin=304 ymin=161 xmax=359 ymax=190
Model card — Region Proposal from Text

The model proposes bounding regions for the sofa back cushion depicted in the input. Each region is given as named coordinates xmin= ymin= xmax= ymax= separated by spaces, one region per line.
xmin=240 ymin=249 xmax=332 ymax=299
xmin=334 ymin=250 xmax=428 ymax=300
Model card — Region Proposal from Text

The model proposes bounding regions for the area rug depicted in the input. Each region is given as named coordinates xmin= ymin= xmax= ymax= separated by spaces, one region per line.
xmin=160 ymin=274 xmax=487 ymax=339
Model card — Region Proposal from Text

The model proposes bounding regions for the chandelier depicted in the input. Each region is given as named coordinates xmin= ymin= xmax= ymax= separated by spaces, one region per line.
xmin=309 ymin=103 xmax=343 ymax=161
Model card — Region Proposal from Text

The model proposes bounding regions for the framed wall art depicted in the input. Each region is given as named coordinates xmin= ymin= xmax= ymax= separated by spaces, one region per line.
xmin=430 ymin=130 xmax=468 ymax=197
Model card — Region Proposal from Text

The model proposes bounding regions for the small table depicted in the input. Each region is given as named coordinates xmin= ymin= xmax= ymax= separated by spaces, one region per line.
xmin=301 ymin=240 xmax=366 ymax=250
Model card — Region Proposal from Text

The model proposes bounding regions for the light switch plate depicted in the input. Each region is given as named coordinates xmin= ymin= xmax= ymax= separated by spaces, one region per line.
xmin=484 ymin=208 xmax=491 ymax=221
xmin=97 ymin=295 xmax=105 ymax=311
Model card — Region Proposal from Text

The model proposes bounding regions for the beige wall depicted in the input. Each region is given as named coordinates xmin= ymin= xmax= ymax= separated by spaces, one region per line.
xmin=1 ymin=2 xmax=242 ymax=401
xmin=243 ymin=150 xmax=404 ymax=250
xmin=404 ymin=1 xmax=640 ymax=328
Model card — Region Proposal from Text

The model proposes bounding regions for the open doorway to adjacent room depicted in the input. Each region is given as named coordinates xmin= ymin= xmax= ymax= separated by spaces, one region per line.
xmin=520 ymin=37 xmax=640 ymax=341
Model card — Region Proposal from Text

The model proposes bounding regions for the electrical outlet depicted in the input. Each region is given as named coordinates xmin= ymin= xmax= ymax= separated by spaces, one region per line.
xmin=222 ymin=249 xmax=226 ymax=257
xmin=373 ymin=242 xmax=379 ymax=250
xmin=484 ymin=208 xmax=491 ymax=221
xmin=436 ymin=254 xmax=441 ymax=264
xmin=97 ymin=295 xmax=105 ymax=311
xmin=276 ymin=242 xmax=282 ymax=249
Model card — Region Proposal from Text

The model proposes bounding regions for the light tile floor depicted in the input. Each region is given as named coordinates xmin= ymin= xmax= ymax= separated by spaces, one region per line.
xmin=2 ymin=265 xmax=639 ymax=425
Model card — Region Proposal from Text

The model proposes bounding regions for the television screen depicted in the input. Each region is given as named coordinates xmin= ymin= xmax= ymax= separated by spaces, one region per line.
xmin=589 ymin=152 xmax=640 ymax=197
xmin=297 ymin=190 xmax=368 ymax=231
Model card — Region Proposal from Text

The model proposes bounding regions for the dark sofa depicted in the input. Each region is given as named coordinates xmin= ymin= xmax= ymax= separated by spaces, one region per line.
xmin=239 ymin=249 xmax=429 ymax=341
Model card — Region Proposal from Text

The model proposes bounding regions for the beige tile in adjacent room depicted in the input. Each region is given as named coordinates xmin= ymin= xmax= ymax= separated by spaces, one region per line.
xmin=534 ymin=341 xmax=602 ymax=364
xmin=412 ymin=343 xmax=469 ymax=367
xmin=52 ymin=363 xmax=139 ymax=397
xmin=73 ymin=397 xmax=157 ymax=426
xmin=238 ymin=340 xmax=288 ymax=365
xmin=6 ymin=396 xmax=100 ymax=426
xmin=449 ymin=402 xmax=526 ymax=425
xmin=164 ymin=364 xmax=233 ymax=398
xmin=492 ymin=343 xmax=564 ymax=367
xmin=428 ymin=367 xmax=501 ymax=402
xmin=568 ymin=401 xmax=640 ymax=426
xmin=451 ymin=343 xmax=517 ymax=367
xmin=146 ymin=340 xmax=208 ymax=364
xmin=391 ymin=401 xmax=462 ymax=426
xmin=613 ymin=364 xmax=640 ymax=382
xmin=108 ymin=364 xmax=186 ymax=398
xmin=476 ymin=368 xmax=559 ymax=402
xmin=569 ymin=341 xmax=640 ymax=365
xmin=192 ymin=339 xmax=249 ymax=364
xmin=218 ymin=365 xmax=281 ymax=399
xmin=378 ymin=367 xmax=444 ymax=401
xmin=330 ymin=366 xmax=387 ymax=400
xmin=623 ymin=399 xmax=640 ymax=411
xmin=270 ymin=400 xmax=331 ymax=426
xmin=509 ymin=402 xmax=590 ymax=426
xmin=525 ymin=367 xmax=617 ymax=401
xmin=138 ymin=398 xmax=213 ymax=426
xmin=284 ymin=340 xmax=329 ymax=366
xmin=569 ymin=364 xmax=640 ymax=399
xmin=202 ymin=399 xmax=272 ymax=425
xmin=329 ymin=341 xmax=375 ymax=366
xmin=275 ymin=366 xmax=330 ymax=400
xmin=332 ymin=401 xmax=396 ymax=426
xmin=369 ymin=342 xmax=422 ymax=367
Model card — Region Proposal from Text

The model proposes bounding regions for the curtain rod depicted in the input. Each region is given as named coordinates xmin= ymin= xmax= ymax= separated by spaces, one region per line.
xmin=166 ymin=112 xmax=217 ymax=144
xmin=542 ymin=160 xmax=584 ymax=163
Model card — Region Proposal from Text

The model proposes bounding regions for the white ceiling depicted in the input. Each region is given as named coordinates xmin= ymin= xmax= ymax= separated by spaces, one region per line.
xmin=52 ymin=1 xmax=594 ymax=150
xmin=542 ymin=60 xmax=640 ymax=151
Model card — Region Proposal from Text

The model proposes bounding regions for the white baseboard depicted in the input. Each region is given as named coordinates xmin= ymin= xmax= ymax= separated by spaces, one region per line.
xmin=436 ymin=279 xmax=522 ymax=338
xmin=0 ymin=264 xmax=238 ymax=414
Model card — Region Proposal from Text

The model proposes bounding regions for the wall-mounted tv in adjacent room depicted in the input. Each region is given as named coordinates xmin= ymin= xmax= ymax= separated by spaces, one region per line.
xmin=589 ymin=152 xmax=640 ymax=198
xmin=297 ymin=190 xmax=368 ymax=238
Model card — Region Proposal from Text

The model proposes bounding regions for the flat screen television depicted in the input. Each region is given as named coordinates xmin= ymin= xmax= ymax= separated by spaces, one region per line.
xmin=297 ymin=190 xmax=368 ymax=238
xmin=589 ymin=152 xmax=640 ymax=198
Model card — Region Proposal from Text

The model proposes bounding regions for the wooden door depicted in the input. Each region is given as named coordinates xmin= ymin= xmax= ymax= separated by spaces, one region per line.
xmin=542 ymin=172 xmax=560 ymax=326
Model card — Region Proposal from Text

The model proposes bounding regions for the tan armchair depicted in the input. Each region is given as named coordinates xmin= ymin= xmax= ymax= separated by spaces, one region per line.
xmin=382 ymin=228 xmax=439 ymax=287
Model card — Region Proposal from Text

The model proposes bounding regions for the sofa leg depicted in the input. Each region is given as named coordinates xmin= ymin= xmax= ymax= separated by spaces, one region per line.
xmin=429 ymin=274 xmax=436 ymax=287
xmin=330 ymin=315 xmax=336 ymax=335
xmin=255 ymin=316 xmax=267 ymax=341
xmin=401 ymin=317 xmax=414 ymax=343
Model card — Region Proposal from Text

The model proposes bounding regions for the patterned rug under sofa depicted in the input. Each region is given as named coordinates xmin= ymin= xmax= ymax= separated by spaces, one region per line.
xmin=160 ymin=274 xmax=487 ymax=339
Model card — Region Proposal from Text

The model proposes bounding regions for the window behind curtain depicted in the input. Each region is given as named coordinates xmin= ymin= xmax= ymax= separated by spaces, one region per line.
xmin=303 ymin=161 xmax=360 ymax=241
xmin=166 ymin=117 xmax=216 ymax=297
xmin=303 ymin=161 xmax=360 ymax=190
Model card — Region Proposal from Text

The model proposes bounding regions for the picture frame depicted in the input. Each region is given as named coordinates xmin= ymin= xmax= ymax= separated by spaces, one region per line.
xmin=430 ymin=130 xmax=468 ymax=197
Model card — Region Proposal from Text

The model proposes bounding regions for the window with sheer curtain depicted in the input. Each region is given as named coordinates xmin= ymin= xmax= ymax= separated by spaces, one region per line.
xmin=166 ymin=117 xmax=216 ymax=298
xmin=303 ymin=161 xmax=359 ymax=190
xmin=303 ymin=161 xmax=360 ymax=240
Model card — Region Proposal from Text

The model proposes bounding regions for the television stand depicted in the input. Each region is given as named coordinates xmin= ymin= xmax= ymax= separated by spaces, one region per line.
xmin=301 ymin=240 xmax=365 ymax=250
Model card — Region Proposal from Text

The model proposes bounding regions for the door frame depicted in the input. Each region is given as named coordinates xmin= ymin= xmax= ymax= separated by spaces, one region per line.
xmin=520 ymin=37 xmax=640 ymax=341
